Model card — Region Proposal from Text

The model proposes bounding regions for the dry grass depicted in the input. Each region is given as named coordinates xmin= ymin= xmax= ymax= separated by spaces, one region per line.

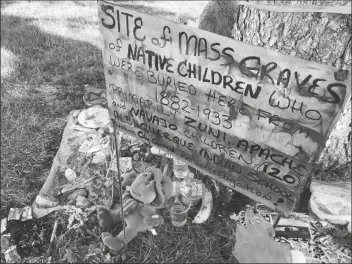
xmin=1 ymin=1 xmax=241 ymax=263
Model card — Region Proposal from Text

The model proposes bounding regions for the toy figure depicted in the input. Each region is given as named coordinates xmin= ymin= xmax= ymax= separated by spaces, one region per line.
xmin=97 ymin=167 xmax=172 ymax=251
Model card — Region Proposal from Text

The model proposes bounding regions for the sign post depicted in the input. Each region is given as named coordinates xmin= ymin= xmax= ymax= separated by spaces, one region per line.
xmin=98 ymin=0 xmax=351 ymax=215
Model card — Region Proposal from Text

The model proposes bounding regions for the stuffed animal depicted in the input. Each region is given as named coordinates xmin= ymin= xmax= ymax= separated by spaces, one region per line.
xmin=97 ymin=166 xmax=172 ymax=251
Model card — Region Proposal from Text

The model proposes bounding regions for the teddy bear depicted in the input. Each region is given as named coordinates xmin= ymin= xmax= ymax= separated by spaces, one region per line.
xmin=97 ymin=166 xmax=173 ymax=251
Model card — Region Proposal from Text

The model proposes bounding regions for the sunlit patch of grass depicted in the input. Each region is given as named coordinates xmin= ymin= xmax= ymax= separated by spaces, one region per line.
xmin=2 ymin=1 xmax=101 ymax=45
xmin=1 ymin=47 xmax=20 ymax=78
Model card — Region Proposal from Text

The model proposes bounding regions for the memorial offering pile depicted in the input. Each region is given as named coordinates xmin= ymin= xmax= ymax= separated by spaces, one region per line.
xmin=1 ymin=1 xmax=351 ymax=263
xmin=0 ymin=105 xmax=350 ymax=263
xmin=0 ymin=104 xmax=240 ymax=263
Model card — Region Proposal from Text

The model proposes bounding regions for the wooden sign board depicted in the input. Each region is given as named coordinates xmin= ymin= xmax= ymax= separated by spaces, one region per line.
xmin=98 ymin=0 xmax=351 ymax=215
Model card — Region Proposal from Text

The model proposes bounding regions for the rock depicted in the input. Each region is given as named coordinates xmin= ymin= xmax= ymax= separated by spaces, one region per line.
xmin=7 ymin=208 xmax=24 ymax=221
xmin=150 ymin=146 xmax=166 ymax=156
xmin=110 ymin=156 xmax=132 ymax=173
xmin=76 ymin=195 xmax=89 ymax=208
xmin=67 ymin=189 xmax=88 ymax=202
xmin=35 ymin=194 xmax=60 ymax=208
xmin=1 ymin=218 xmax=7 ymax=234
xmin=93 ymin=178 xmax=103 ymax=189
xmin=291 ymin=250 xmax=306 ymax=263
xmin=21 ymin=206 xmax=33 ymax=221
xmin=104 ymin=178 xmax=112 ymax=188
xmin=92 ymin=151 xmax=106 ymax=164
xmin=309 ymin=179 xmax=351 ymax=225
xmin=4 ymin=245 xmax=22 ymax=263
xmin=65 ymin=168 xmax=77 ymax=182
xmin=1 ymin=233 xmax=11 ymax=254
xmin=89 ymin=191 xmax=98 ymax=201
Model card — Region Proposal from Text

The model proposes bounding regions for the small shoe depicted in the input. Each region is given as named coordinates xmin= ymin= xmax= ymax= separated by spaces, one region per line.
xmin=97 ymin=207 xmax=114 ymax=228
xmin=101 ymin=232 xmax=124 ymax=251
xmin=83 ymin=89 xmax=107 ymax=107
xmin=35 ymin=194 xmax=60 ymax=208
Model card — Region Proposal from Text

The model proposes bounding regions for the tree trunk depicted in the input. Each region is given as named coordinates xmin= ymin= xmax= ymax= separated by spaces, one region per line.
xmin=198 ymin=0 xmax=238 ymax=38
xmin=199 ymin=0 xmax=351 ymax=181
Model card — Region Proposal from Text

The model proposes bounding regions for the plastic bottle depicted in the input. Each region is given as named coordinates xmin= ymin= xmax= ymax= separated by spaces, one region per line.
xmin=173 ymin=157 xmax=195 ymax=207
xmin=173 ymin=158 xmax=189 ymax=179
xmin=167 ymin=158 xmax=191 ymax=227
xmin=173 ymin=158 xmax=189 ymax=196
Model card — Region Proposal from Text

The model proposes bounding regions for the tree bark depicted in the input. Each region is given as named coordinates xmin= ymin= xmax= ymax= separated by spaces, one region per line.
xmin=198 ymin=0 xmax=351 ymax=180
xmin=198 ymin=0 xmax=238 ymax=38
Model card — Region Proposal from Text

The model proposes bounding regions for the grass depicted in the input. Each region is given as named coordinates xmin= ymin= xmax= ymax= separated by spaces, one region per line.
xmin=1 ymin=0 xmax=104 ymax=215
xmin=1 ymin=1 xmax=243 ymax=262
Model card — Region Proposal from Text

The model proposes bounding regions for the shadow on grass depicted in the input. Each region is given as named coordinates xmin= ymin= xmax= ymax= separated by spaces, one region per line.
xmin=1 ymin=13 xmax=105 ymax=217
xmin=1 ymin=14 xmax=105 ymax=91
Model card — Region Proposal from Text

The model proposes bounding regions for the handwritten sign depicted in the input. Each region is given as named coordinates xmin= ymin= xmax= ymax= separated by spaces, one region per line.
xmin=98 ymin=1 xmax=351 ymax=215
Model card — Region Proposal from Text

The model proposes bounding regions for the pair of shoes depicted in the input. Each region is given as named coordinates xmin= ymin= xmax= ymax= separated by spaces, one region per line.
xmin=83 ymin=89 xmax=107 ymax=107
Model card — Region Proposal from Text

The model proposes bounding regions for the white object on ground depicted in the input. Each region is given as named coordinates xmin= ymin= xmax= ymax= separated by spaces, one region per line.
xmin=76 ymin=195 xmax=89 ymax=208
xmin=35 ymin=194 xmax=60 ymax=208
xmin=150 ymin=146 xmax=166 ymax=156
xmin=309 ymin=179 xmax=351 ymax=225
xmin=1 ymin=234 xmax=11 ymax=254
xmin=89 ymin=191 xmax=98 ymax=201
xmin=110 ymin=156 xmax=132 ymax=173
xmin=150 ymin=229 xmax=157 ymax=235
xmin=21 ymin=206 xmax=32 ymax=221
xmin=78 ymin=134 xmax=97 ymax=153
xmin=310 ymin=195 xmax=351 ymax=225
xmin=229 ymin=212 xmax=238 ymax=221
xmin=4 ymin=245 xmax=22 ymax=263
xmin=192 ymin=183 xmax=213 ymax=224
xmin=92 ymin=151 xmax=106 ymax=164
xmin=7 ymin=208 xmax=24 ymax=221
xmin=77 ymin=106 xmax=109 ymax=128
xmin=1 ymin=218 xmax=7 ymax=234
xmin=65 ymin=168 xmax=77 ymax=182
xmin=35 ymin=194 xmax=59 ymax=208
xmin=86 ymin=132 xmax=107 ymax=154
xmin=67 ymin=189 xmax=88 ymax=201
xmin=291 ymin=250 xmax=306 ymax=263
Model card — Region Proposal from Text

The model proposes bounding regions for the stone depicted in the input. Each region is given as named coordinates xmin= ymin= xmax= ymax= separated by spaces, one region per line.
xmin=21 ymin=206 xmax=33 ymax=221
xmin=67 ymin=189 xmax=88 ymax=202
xmin=65 ymin=168 xmax=77 ymax=182
xmin=1 ymin=233 xmax=11 ymax=253
xmin=1 ymin=218 xmax=7 ymax=234
xmin=76 ymin=195 xmax=89 ymax=208
xmin=8 ymin=208 xmax=24 ymax=221
xmin=4 ymin=245 xmax=22 ymax=263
